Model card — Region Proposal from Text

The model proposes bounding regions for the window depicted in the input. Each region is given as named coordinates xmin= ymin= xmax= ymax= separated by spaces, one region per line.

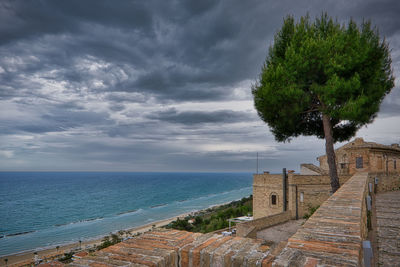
xmin=300 ymin=192 xmax=304 ymax=203
xmin=271 ymin=194 xmax=277 ymax=205
xmin=356 ymin=157 xmax=363 ymax=169
xmin=340 ymin=163 xmax=346 ymax=169
xmin=395 ymin=160 xmax=397 ymax=170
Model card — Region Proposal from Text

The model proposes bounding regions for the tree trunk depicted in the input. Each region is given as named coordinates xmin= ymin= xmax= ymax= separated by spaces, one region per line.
xmin=322 ymin=113 xmax=340 ymax=193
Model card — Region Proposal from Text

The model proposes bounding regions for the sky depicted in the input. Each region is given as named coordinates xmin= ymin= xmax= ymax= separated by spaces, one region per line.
xmin=0 ymin=0 xmax=399 ymax=172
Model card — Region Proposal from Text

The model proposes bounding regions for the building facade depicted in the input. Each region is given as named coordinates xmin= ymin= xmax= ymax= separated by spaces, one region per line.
xmin=253 ymin=138 xmax=400 ymax=220
xmin=318 ymin=137 xmax=400 ymax=175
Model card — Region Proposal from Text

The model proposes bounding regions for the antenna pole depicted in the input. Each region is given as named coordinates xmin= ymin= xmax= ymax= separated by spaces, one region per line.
xmin=256 ymin=152 xmax=259 ymax=174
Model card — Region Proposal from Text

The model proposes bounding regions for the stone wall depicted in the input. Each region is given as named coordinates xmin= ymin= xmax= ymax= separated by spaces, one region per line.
xmin=272 ymin=171 xmax=400 ymax=266
xmin=288 ymin=174 xmax=352 ymax=219
xmin=369 ymin=172 xmax=400 ymax=193
xmin=253 ymin=173 xmax=284 ymax=219
xmin=318 ymin=138 xmax=400 ymax=176
xmin=236 ymin=211 xmax=291 ymax=238
xmin=273 ymin=172 xmax=370 ymax=266
xmin=254 ymin=172 xmax=352 ymax=220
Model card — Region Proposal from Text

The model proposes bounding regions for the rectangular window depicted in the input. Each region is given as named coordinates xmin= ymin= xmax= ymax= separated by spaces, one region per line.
xmin=377 ymin=156 xmax=383 ymax=169
xmin=340 ymin=163 xmax=346 ymax=169
xmin=394 ymin=160 xmax=397 ymax=170
xmin=300 ymin=192 xmax=304 ymax=203
xmin=271 ymin=195 xmax=277 ymax=205
xmin=356 ymin=157 xmax=363 ymax=169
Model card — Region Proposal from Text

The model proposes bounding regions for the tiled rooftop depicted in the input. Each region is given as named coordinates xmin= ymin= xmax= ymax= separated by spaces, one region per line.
xmin=69 ymin=229 xmax=271 ymax=267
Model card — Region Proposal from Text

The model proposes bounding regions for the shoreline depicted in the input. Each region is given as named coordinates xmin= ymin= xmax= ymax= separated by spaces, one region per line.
xmin=0 ymin=212 xmax=191 ymax=267
xmin=0 ymin=197 xmax=248 ymax=266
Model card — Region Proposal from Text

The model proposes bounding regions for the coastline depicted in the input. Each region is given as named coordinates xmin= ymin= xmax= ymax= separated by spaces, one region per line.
xmin=0 ymin=211 xmax=194 ymax=267
xmin=0 ymin=197 xmax=246 ymax=267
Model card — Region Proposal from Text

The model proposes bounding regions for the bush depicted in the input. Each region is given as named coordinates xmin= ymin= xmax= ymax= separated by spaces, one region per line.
xmin=96 ymin=232 xmax=123 ymax=250
xmin=58 ymin=252 xmax=74 ymax=263
xmin=303 ymin=205 xmax=320 ymax=219
xmin=165 ymin=195 xmax=253 ymax=233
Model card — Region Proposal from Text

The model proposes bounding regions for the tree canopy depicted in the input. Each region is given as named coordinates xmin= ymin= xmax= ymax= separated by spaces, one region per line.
xmin=252 ymin=13 xmax=394 ymax=192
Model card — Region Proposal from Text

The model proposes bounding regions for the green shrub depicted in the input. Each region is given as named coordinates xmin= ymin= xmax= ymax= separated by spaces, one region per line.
xmin=58 ymin=252 xmax=74 ymax=263
xmin=303 ymin=205 xmax=320 ymax=219
xmin=165 ymin=195 xmax=253 ymax=233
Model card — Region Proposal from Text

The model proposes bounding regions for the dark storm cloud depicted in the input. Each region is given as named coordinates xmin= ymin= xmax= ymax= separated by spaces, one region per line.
xmin=146 ymin=108 xmax=254 ymax=125
xmin=0 ymin=0 xmax=276 ymax=102
xmin=0 ymin=0 xmax=153 ymax=45
xmin=2 ymin=0 xmax=398 ymax=102
xmin=379 ymin=88 xmax=400 ymax=117
xmin=344 ymin=0 xmax=400 ymax=37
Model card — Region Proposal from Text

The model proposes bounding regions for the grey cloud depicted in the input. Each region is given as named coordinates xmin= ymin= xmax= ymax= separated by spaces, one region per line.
xmin=3 ymin=0 xmax=398 ymax=103
xmin=0 ymin=0 xmax=153 ymax=45
xmin=108 ymin=103 xmax=125 ymax=112
xmin=0 ymin=107 xmax=112 ymax=135
xmin=344 ymin=0 xmax=400 ymax=37
xmin=146 ymin=108 xmax=254 ymax=125
xmin=0 ymin=0 xmax=399 ymax=171
xmin=41 ymin=110 xmax=110 ymax=126
xmin=105 ymin=92 xmax=148 ymax=104
xmin=379 ymin=87 xmax=400 ymax=117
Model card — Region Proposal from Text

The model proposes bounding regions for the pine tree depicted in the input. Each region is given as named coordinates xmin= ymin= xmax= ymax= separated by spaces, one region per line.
xmin=252 ymin=13 xmax=394 ymax=193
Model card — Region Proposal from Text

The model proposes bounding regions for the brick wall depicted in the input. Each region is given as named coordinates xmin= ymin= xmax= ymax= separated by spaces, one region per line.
xmin=273 ymin=172 xmax=370 ymax=266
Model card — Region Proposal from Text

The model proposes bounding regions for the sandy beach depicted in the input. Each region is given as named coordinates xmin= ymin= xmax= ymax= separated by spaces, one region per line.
xmin=0 ymin=195 xmax=247 ymax=267
xmin=0 ymin=212 xmax=193 ymax=267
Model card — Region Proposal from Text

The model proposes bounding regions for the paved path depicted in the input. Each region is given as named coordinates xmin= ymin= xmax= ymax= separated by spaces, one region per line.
xmin=257 ymin=219 xmax=305 ymax=245
xmin=376 ymin=191 xmax=400 ymax=266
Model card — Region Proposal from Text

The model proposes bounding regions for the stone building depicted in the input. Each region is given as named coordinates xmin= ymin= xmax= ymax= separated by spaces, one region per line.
xmin=318 ymin=137 xmax=400 ymax=175
xmin=253 ymin=138 xmax=400 ymax=219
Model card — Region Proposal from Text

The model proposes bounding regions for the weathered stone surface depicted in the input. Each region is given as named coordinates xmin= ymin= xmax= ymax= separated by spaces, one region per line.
xmin=376 ymin=190 xmax=400 ymax=267
xmin=272 ymin=173 xmax=370 ymax=266
xmin=253 ymin=172 xmax=352 ymax=220
xmin=70 ymin=229 xmax=270 ymax=267
xmin=237 ymin=211 xmax=292 ymax=238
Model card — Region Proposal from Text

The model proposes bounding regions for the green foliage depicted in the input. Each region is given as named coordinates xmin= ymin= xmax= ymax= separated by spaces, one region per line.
xmin=96 ymin=233 xmax=122 ymax=250
xmin=166 ymin=195 xmax=252 ymax=233
xmin=253 ymin=13 xmax=394 ymax=143
xmin=58 ymin=252 xmax=74 ymax=263
xmin=303 ymin=205 xmax=320 ymax=219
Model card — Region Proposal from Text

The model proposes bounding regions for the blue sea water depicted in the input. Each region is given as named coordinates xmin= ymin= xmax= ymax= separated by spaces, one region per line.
xmin=0 ymin=172 xmax=252 ymax=256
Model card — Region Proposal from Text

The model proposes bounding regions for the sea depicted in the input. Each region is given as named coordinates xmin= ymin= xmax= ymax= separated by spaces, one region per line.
xmin=0 ymin=172 xmax=253 ymax=256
